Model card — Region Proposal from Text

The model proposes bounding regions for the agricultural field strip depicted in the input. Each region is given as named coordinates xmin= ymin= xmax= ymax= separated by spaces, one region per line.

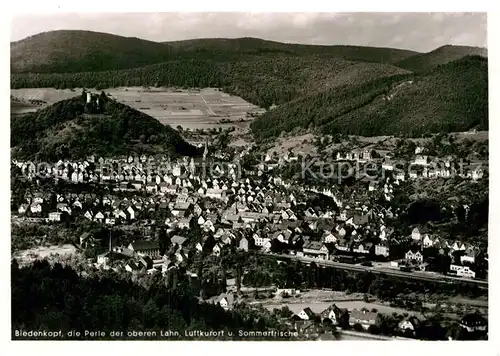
xmin=11 ymin=87 xmax=262 ymax=130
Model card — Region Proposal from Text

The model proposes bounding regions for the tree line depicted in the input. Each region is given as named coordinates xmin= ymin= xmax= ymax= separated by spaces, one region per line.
xmin=11 ymin=260 xmax=291 ymax=340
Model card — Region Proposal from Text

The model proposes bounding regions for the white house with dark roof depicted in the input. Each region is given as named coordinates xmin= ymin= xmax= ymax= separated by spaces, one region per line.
xmin=399 ymin=316 xmax=421 ymax=335
xmin=297 ymin=307 xmax=316 ymax=321
xmin=303 ymin=241 xmax=329 ymax=260
xmin=212 ymin=293 xmax=235 ymax=311
xmin=405 ymin=249 xmax=423 ymax=263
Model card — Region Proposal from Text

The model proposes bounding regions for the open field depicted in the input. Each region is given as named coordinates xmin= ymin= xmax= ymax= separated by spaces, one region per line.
xmin=13 ymin=244 xmax=77 ymax=266
xmin=249 ymin=289 xmax=424 ymax=318
xmin=262 ymin=300 xmax=424 ymax=319
xmin=266 ymin=133 xmax=317 ymax=157
xmin=10 ymin=87 xmax=265 ymax=130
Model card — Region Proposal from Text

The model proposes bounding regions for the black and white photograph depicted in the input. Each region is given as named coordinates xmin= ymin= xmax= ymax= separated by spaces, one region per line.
xmin=8 ymin=10 xmax=491 ymax=343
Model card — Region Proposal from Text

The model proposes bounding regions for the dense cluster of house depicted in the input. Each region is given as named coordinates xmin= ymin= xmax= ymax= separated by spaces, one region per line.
xmin=334 ymin=145 xmax=485 ymax=182
xmin=11 ymin=137 xmax=489 ymax=341
xmin=13 ymin=145 xmax=486 ymax=281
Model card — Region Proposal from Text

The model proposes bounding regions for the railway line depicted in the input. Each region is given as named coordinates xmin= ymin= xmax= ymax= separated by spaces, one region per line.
xmin=263 ymin=253 xmax=488 ymax=287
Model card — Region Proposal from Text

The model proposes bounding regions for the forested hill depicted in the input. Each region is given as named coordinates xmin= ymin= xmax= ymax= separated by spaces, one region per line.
xmin=250 ymin=56 xmax=488 ymax=140
xmin=11 ymin=30 xmax=419 ymax=73
xmin=10 ymin=30 xmax=488 ymax=139
xmin=10 ymin=91 xmax=199 ymax=161
xmin=395 ymin=45 xmax=487 ymax=72
xmin=163 ymin=37 xmax=419 ymax=63
xmin=11 ymin=57 xmax=410 ymax=110
xmin=11 ymin=30 xmax=175 ymax=73
xmin=11 ymin=260 xmax=282 ymax=339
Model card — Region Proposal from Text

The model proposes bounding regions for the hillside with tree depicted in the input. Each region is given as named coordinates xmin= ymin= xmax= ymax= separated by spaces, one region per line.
xmin=250 ymin=56 xmax=488 ymax=140
xmin=10 ymin=30 xmax=488 ymax=139
xmin=11 ymin=30 xmax=419 ymax=73
xmin=10 ymin=91 xmax=199 ymax=161
xmin=395 ymin=45 xmax=487 ymax=72
xmin=11 ymin=260 xmax=292 ymax=340
xmin=11 ymin=56 xmax=410 ymax=110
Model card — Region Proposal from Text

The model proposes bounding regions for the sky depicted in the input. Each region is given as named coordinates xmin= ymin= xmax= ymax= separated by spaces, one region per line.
xmin=10 ymin=12 xmax=487 ymax=52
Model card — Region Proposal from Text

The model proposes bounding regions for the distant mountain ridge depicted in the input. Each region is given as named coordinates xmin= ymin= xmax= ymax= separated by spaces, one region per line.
xmin=10 ymin=30 xmax=488 ymax=140
xmin=11 ymin=30 xmax=175 ymax=73
xmin=162 ymin=36 xmax=420 ymax=64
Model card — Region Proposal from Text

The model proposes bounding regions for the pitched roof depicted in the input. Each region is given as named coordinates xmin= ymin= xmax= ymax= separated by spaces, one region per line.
xmin=131 ymin=240 xmax=159 ymax=251
xmin=300 ymin=307 xmax=316 ymax=318
xmin=215 ymin=293 xmax=235 ymax=305
xmin=399 ymin=315 xmax=421 ymax=328
xmin=320 ymin=304 xmax=343 ymax=318
xmin=349 ymin=309 xmax=378 ymax=323
xmin=303 ymin=241 xmax=325 ymax=251
xmin=465 ymin=246 xmax=482 ymax=258
xmin=173 ymin=202 xmax=191 ymax=210
xmin=171 ymin=235 xmax=187 ymax=246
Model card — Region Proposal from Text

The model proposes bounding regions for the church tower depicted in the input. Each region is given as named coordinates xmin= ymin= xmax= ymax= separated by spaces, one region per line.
xmin=189 ymin=157 xmax=196 ymax=175
xmin=203 ymin=140 xmax=208 ymax=161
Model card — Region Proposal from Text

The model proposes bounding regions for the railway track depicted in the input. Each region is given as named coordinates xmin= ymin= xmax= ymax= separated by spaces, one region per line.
xmin=261 ymin=252 xmax=488 ymax=287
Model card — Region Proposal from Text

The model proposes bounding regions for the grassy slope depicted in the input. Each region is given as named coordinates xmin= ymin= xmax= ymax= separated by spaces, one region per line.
xmin=10 ymin=94 xmax=198 ymax=161
xmin=250 ymin=56 xmax=488 ymax=140
xmin=395 ymin=45 xmax=487 ymax=72
xmin=11 ymin=30 xmax=419 ymax=73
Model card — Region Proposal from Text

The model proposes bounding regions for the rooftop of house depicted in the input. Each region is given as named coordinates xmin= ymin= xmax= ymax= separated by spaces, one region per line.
xmin=349 ymin=309 xmax=378 ymax=322
xmin=303 ymin=241 xmax=325 ymax=251
xmin=171 ymin=235 xmax=187 ymax=246
xmin=300 ymin=307 xmax=316 ymax=318
xmin=130 ymin=240 xmax=160 ymax=251
xmin=400 ymin=315 xmax=421 ymax=327
xmin=320 ymin=304 xmax=344 ymax=317
xmin=213 ymin=293 xmax=235 ymax=306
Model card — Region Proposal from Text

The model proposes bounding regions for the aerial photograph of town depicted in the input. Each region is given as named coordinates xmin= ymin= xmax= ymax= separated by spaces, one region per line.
xmin=10 ymin=12 xmax=489 ymax=342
